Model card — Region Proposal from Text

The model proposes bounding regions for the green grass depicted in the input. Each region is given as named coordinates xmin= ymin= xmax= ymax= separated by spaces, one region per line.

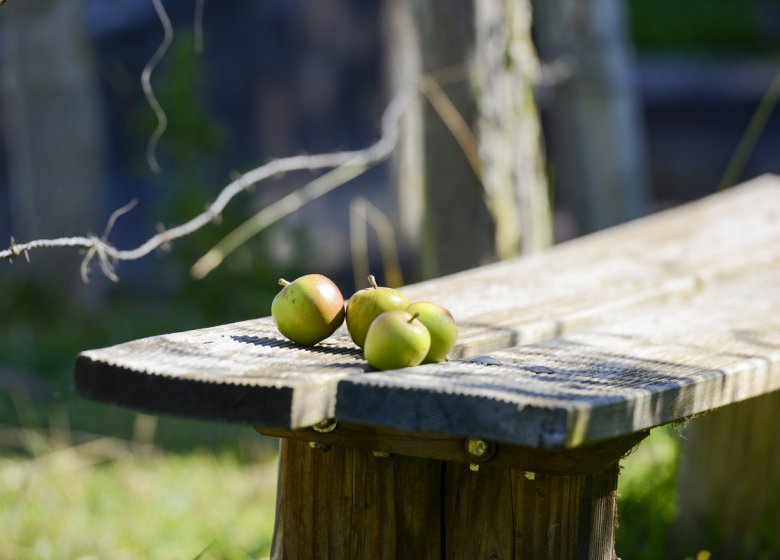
xmin=616 ymin=425 xmax=682 ymax=559
xmin=0 ymin=435 xmax=277 ymax=560
xmin=0 ymin=422 xmax=684 ymax=559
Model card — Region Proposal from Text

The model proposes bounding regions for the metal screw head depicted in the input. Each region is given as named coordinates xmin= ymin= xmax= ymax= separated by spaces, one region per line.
xmin=312 ymin=419 xmax=338 ymax=433
xmin=465 ymin=437 xmax=495 ymax=462
xmin=467 ymin=438 xmax=488 ymax=457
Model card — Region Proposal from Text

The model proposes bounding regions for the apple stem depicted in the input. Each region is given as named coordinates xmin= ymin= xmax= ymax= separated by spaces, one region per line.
xmin=278 ymin=278 xmax=291 ymax=287
xmin=408 ymin=312 xmax=420 ymax=323
xmin=367 ymin=274 xmax=378 ymax=289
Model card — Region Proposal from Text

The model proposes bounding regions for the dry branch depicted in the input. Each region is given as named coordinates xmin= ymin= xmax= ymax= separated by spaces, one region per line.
xmin=0 ymin=90 xmax=411 ymax=282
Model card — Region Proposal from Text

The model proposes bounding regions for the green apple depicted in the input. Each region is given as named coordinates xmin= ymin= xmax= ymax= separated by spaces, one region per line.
xmin=271 ymin=274 xmax=345 ymax=346
xmin=405 ymin=301 xmax=458 ymax=363
xmin=364 ymin=310 xmax=431 ymax=370
xmin=346 ymin=275 xmax=410 ymax=348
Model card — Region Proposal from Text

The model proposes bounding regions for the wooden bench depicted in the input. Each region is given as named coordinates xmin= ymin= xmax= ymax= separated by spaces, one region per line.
xmin=73 ymin=175 xmax=780 ymax=558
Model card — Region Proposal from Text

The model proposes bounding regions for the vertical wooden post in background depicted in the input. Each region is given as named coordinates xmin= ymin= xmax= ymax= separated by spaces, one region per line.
xmin=533 ymin=0 xmax=649 ymax=234
xmin=384 ymin=0 xmax=550 ymax=281
xmin=1 ymin=0 xmax=104 ymax=299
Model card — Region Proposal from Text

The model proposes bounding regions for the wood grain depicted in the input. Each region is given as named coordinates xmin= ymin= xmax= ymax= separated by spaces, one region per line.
xmin=75 ymin=321 xmax=365 ymax=427
xmin=272 ymin=437 xmax=625 ymax=559
xmin=441 ymin=463 xmax=621 ymax=559
xmin=337 ymin=268 xmax=780 ymax=448
xmin=73 ymin=176 xmax=780 ymax=442
xmin=272 ymin=439 xmax=442 ymax=559
xmin=406 ymin=174 xmax=780 ymax=358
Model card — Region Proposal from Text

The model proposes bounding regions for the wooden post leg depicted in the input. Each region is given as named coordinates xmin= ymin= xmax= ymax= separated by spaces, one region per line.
xmin=676 ymin=392 xmax=780 ymax=557
xmin=272 ymin=439 xmax=443 ymax=559
xmin=444 ymin=462 xmax=619 ymax=559
xmin=271 ymin=437 xmax=625 ymax=559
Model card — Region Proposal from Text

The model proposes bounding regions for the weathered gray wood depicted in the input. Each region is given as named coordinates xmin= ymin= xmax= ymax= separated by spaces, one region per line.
xmin=75 ymin=321 xmax=366 ymax=428
xmin=74 ymin=177 xmax=780 ymax=441
xmin=337 ymin=268 xmax=780 ymax=448
xmin=414 ymin=174 xmax=780 ymax=358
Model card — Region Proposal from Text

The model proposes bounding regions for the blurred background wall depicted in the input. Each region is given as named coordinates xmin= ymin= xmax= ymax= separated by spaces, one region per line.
xmin=1 ymin=0 xmax=778 ymax=300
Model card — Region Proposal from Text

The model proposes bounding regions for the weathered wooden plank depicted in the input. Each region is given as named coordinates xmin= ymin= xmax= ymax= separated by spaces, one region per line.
xmin=336 ymin=268 xmax=780 ymax=448
xmin=414 ymin=174 xmax=780 ymax=357
xmin=73 ymin=176 xmax=780 ymax=434
xmin=75 ymin=321 xmax=365 ymax=427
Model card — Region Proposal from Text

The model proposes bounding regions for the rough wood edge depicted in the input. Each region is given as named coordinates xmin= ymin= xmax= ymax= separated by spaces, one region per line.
xmin=73 ymin=354 xmax=295 ymax=427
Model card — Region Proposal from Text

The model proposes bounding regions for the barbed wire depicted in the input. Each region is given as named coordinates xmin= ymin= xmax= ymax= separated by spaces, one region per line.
xmin=142 ymin=0 xmax=174 ymax=175
xmin=0 ymin=90 xmax=411 ymax=282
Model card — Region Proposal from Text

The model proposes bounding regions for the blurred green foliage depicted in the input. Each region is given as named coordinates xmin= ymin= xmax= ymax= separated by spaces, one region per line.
xmin=0 ymin=448 xmax=276 ymax=559
xmin=0 ymin=34 xmax=308 ymax=454
xmin=616 ymin=426 xmax=681 ymax=558
xmin=628 ymin=0 xmax=780 ymax=53
xmin=137 ymin=33 xmax=311 ymax=323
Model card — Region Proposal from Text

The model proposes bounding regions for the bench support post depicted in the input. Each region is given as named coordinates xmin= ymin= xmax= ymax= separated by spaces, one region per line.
xmin=676 ymin=392 xmax=780 ymax=556
xmin=264 ymin=428 xmax=645 ymax=559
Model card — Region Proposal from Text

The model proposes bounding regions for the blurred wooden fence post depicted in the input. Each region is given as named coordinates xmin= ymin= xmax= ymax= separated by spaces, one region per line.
xmin=533 ymin=0 xmax=649 ymax=233
xmin=384 ymin=0 xmax=551 ymax=280
xmin=1 ymin=0 xmax=104 ymax=297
